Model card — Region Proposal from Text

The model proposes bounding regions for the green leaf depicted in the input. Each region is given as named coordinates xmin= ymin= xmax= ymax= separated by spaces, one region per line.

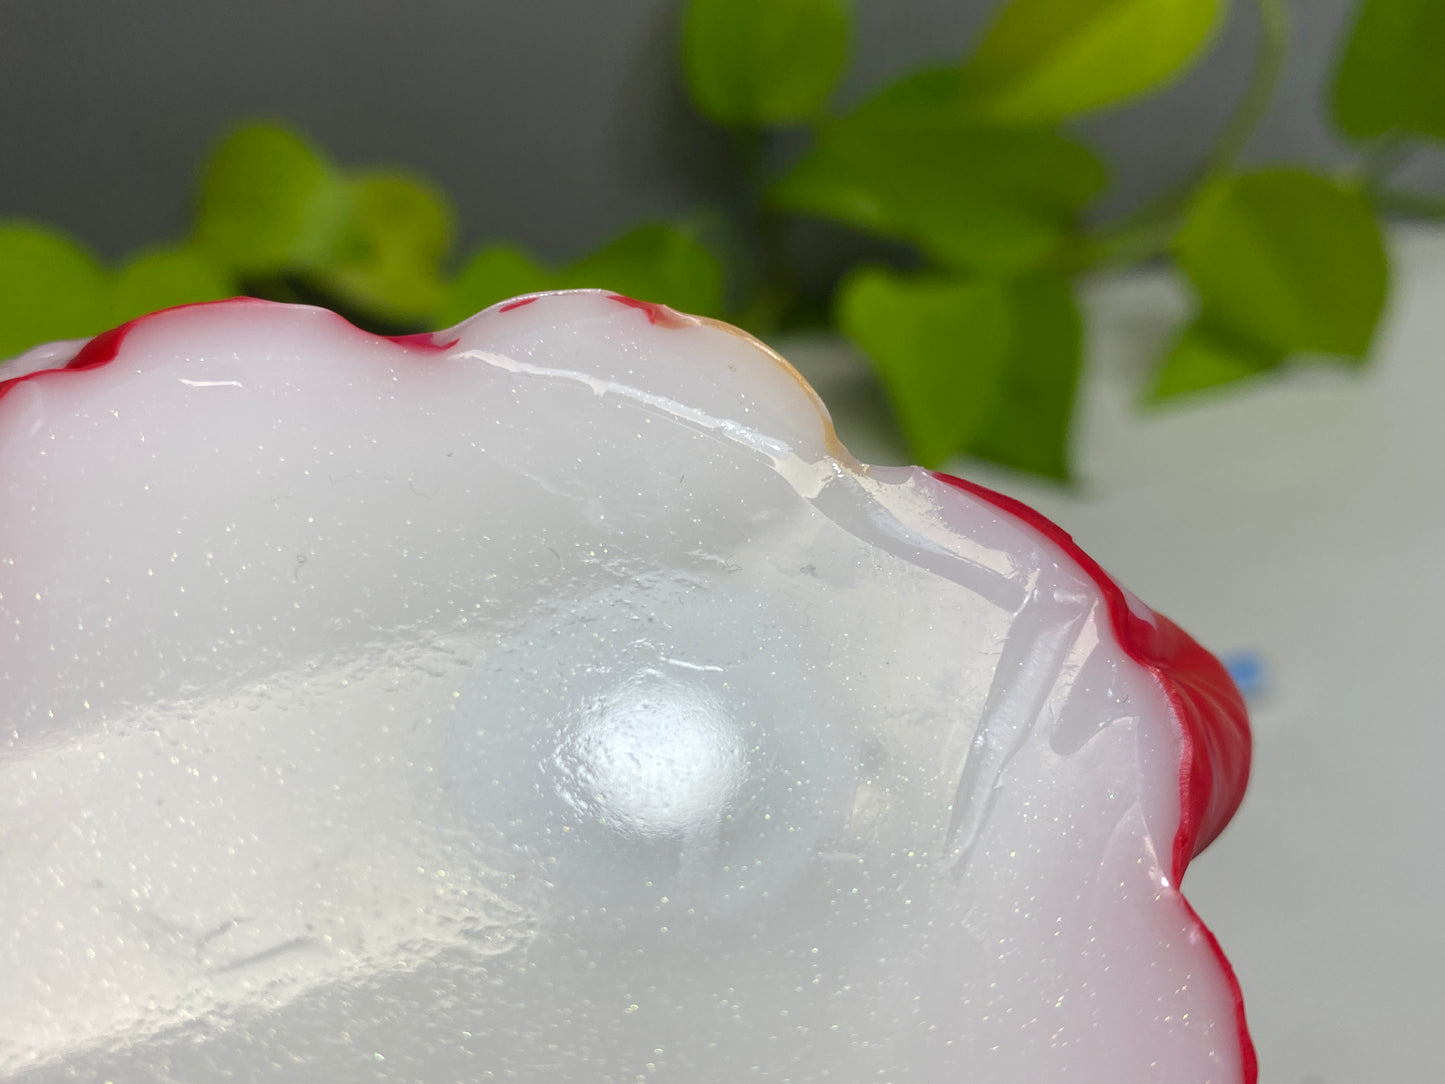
xmin=837 ymin=266 xmax=1081 ymax=474
xmin=770 ymin=71 xmax=1105 ymax=272
xmin=768 ymin=148 xmax=899 ymax=237
xmin=970 ymin=273 xmax=1079 ymax=479
xmin=682 ymin=0 xmax=852 ymax=125
xmin=193 ymin=122 xmax=342 ymax=273
xmin=837 ymin=268 xmax=1013 ymax=467
xmin=311 ymin=169 xmax=457 ymax=323
xmin=0 ymin=223 xmax=111 ymax=361
xmin=439 ymin=223 xmax=726 ymax=329
xmin=561 ymin=223 xmax=725 ymax=316
xmin=437 ymin=245 xmax=552 ymax=327
xmin=111 ymin=246 xmax=237 ymax=325
xmin=959 ymin=0 xmax=1225 ymax=122
xmin=855 ymin=66 xmax=968 ymax=114
xmin=1147 ymin=320 xmax=1284 ymax=402
xmin=1175 ymin=169 xmax=1388 ymax=357
xmin=1333 ymin=0 xmax=1445 ymax=141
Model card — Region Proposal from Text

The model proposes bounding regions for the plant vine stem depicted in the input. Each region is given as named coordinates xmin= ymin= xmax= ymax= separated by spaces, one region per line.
xmin=729 ymin=128 xmax=767 ymax=193
xmin=728 ymin=125 xmax=798 ymax=335
xmin=1373 ymin=188 xmax=1445 ymax=221
xmin=1354 ymin=132 xmax=1413 ymax=191
xmin=1205 ymin=0 xmax=1289 ymax=184
xmin=1061 ymin=0 xmax=1291 ymax=273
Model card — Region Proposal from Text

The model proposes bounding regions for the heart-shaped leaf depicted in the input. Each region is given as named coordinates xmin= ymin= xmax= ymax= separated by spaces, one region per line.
xmin=1175 ymin=169 xmax=1387 ymax=358
xmin=837 ymin=266 xmax=1079 ymax=476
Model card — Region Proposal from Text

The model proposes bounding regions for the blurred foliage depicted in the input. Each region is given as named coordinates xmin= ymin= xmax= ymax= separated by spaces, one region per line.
xmin=3 ymin=0 xmax=1438 ymax=480
xmin=769 ymin=70 xmax=1108 ymax=274
xmin=839 ymin=267 xmax=1079 ymax=476
xmin=439 ymin=222 xmax=724 ymax=328
xmin=683 ymin=0 xmax=851 ymax=125
xmin=1333 ymin=0 xmax=1445 ymax=142
xmin=1174 ymin=169 xmax=1387 ymax=358
xmin=955 ymin=0 xmax=1226 ymax=123
xmin=195 ymin=125 xmax=454 ymax=324
xmin=0 ymin=226 xmax=111 ymax=357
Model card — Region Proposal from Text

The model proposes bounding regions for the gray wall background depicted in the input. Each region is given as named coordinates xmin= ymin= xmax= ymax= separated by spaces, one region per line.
xmin=2 ymin=0 xmax=1441 ymax=267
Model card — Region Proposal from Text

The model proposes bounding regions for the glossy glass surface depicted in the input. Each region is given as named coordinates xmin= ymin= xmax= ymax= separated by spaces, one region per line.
xmin=0 ymin=294 xmax=1248 ymax=1082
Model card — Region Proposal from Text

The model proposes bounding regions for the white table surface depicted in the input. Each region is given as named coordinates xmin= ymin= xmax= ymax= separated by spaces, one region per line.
xmin=787 ymin=225 xmax=1445 ymax=1084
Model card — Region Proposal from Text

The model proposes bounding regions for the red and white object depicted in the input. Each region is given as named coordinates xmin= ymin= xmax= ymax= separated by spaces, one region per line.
xmin=0 ymin=293 xmax=1252 ymax=1082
